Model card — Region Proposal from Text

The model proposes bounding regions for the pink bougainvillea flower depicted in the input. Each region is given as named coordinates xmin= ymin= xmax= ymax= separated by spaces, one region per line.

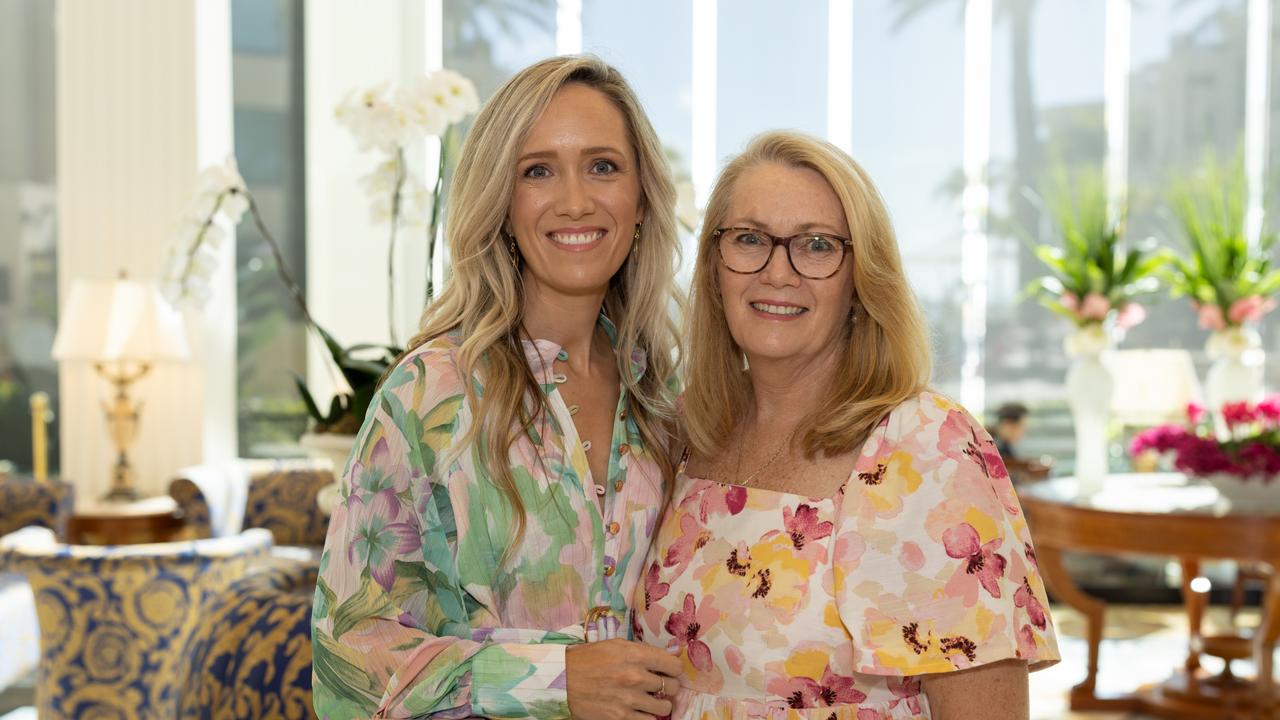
xmin=1221 ymin=401 xmax=1258 ymax=429
xmin=1060 ymin=291 xmax=1080 ymax=313
xmin=1186 ymin=401 xmax=1206 ymax=425
xmin=1258 ymin=396 xmax=1280 ymax=424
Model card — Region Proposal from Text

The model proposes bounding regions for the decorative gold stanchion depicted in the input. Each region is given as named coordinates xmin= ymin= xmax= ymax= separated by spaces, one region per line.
xmin=30 ymin=391 xmax=51 ymax=483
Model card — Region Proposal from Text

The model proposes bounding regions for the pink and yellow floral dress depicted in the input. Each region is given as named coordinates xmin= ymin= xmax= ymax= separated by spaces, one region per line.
xmin=634 ymin=392 xmax=1059 ymax=719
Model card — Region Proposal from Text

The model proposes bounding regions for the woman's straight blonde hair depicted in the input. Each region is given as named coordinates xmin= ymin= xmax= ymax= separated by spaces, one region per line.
xmin=683 ymin=130 xmax=931 ymax=460
xmin=399 ymin=55 xmax=682 ymax=553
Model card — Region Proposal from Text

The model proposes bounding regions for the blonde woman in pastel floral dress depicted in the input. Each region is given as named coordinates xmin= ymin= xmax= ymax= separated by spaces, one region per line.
xmin=634 ymin=131 xmax=1059 ymax=720
xmin=312 ymin=56 xmax=685 ymax=720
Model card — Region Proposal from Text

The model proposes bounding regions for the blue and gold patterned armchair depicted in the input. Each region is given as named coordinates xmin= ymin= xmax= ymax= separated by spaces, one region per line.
xmin=0 ymin=474 xmax=74 ymax=540
xmin=180 ymin=557 xmax=319 ymax=719
xmin=169 ymin=458 xmax=333 ymax=549
xmin=0 ymin=527 xmax=273 ymax=719
xmin=0 ymin=474 xmax=74 ymax=693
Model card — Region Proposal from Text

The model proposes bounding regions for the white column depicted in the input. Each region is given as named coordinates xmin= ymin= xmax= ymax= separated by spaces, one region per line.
xmin=960 ymin=0 xmax=993 ymax=415
xmin=56 ymin=0 xmax=235 ymax=501
xmin=692 ymin=0 xmax=718 ymax=208
xmin=304 ymin=4 xmax=423 ymax=401
xmin=1104 ymin=0 xmax=1131 ymax=220
xmin=1245 ymin=0 xmax=1272 ymax=246
xmin=556 ymin=0 xmax=584 ymax=55
xmin=827 ymin=0 xmax=854 ymax=155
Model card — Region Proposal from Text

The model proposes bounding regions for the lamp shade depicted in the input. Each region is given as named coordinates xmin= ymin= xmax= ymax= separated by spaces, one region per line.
xmin=51 ymin=278 xmax=190 ymax=363
xmin=1106 ymin=349 xmax=1203 ymax=426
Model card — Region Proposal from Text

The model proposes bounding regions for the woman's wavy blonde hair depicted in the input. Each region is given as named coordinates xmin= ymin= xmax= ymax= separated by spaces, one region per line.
xmin=683 ymin=130 xmax=931 ymax=460
xmin=399 ymin=55 xmax=682 ymax=551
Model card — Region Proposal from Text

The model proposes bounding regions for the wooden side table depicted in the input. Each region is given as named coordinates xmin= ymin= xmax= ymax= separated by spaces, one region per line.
xmin=66 ymin=495 xmax=188 ymax=545
xmin=1021 ymin=473 xmax=1280 ymax=719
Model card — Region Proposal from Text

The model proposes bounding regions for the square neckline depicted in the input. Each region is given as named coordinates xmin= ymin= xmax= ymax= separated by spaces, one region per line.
xmin=676 ymin=448 xmax=856 ymax=502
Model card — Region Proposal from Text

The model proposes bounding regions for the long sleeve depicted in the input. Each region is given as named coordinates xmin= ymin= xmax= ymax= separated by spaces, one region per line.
xmin=311 ymin=345 xmax=573 ymax=720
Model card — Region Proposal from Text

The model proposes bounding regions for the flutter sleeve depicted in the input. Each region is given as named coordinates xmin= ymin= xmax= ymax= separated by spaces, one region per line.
xmin=830 ymin=391 xmax=1060 ymax=676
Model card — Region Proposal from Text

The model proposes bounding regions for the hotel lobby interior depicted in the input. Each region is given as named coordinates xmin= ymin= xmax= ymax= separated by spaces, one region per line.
xmin=4 ymin=1 xmax=1280 ymax=718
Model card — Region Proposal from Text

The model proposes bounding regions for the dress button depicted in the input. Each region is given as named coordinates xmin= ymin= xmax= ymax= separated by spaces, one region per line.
xmin=614 ymin=479 xmax=624 ymax=492
xmin=556 ymin=349 xmax=569 ymax=362
xmin=595 ymin=484 xmax=606 ymax=496
xmin=553 ymin=373 xmax=568 ymax=384
xmin=582 ymin=440 xmax=593 ymax=452
xmin=603 ymin=564 xmax=616 ymax=577
xmin=607 ymin=521 xmax=620 ymax=535
xmin=568 ymin=404 xmax=580 ymax=416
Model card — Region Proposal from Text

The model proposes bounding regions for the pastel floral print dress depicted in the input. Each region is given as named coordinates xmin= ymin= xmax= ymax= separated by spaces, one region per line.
xmin=634 ymin=392 xmax=1060 ymax=719
xmin=312 ymin=316 xmax=666 ymax=720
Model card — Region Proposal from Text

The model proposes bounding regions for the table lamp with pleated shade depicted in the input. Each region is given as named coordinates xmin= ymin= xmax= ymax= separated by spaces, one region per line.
xmin=52 ymin=270 xmax=189 ymax=501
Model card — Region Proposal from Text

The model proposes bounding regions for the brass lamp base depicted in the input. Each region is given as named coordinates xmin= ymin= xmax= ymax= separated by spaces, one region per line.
xmin=96 ymin=361 xmax=151 ymax=503
xmin=104 ymin=484 xmax=140 ymax=503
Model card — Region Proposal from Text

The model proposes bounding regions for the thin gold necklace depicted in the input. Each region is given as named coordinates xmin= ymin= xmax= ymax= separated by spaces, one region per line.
xmin=732 ymin=426 xmax=796 ymax=487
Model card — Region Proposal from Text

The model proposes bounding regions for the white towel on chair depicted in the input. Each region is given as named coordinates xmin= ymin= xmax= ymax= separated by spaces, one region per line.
xmin=176 ymin=462 xmax=251 ymax=537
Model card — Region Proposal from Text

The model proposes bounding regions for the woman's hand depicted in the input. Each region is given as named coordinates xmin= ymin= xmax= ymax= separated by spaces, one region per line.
xmin=566 ymin=639 xmax=682 ymax=719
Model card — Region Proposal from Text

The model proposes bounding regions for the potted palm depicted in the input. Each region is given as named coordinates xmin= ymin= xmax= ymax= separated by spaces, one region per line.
xmin=1024 ymin=166 xmax=1165 ymax=489
xmin=1162 ymin=153 xmax=1280 ymax=412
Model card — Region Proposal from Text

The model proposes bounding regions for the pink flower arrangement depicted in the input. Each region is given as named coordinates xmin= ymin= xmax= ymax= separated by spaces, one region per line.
xmin=1058 ymin=292 xmax=1147 ymax=330
xmin=1130 ymin=398 xmax=1280 ymax=481
xmin=1192 ymin=295 xmax=1277 ymax=331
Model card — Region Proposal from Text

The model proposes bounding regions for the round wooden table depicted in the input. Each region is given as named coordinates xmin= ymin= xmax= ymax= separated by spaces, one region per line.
xmin=1021 ymin=473 xmax=1280 ymax=719
xmin=66 ymin=495 xmax=188 ymax=545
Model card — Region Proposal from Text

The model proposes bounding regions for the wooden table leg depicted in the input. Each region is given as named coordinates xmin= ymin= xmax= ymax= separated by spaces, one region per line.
xmin=1254 ymin=569 xmax=1280 ymax=717
xmin=1036 ymin=545 xmax=1121 ymax=709
xmin=1181 ymin=558 xmax=1205 ymax=681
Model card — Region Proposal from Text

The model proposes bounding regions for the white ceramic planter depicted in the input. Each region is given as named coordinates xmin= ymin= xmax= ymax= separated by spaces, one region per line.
xmin=1197 ymin=472 xmax=1280 ymax=513
xmin=1065 ymin=324 xmax=1113 ymax=496
xmin=1205 ymin=326 xmax=1264 ymax=415
xmin=299 ymin=431 xmax=357 ymax=514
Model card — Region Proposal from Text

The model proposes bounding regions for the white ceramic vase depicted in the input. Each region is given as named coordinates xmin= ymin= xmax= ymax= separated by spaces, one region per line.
xmin=1198 ymin=472 xmax=1280 ymax=513
xmin=1065 ymin=324 xmax=1113 ymax=496
xmin=1205 ymin=326 xmax=1264 ymax=414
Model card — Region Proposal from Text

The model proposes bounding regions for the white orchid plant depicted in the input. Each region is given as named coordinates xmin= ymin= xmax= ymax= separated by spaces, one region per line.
xmin=163 ymin=68 xmax=479 ymax=434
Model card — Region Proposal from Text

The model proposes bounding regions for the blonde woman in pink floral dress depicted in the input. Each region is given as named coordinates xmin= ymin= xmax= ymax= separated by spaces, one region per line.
xmin=634 ymin=131 xmax=1059 ymax=720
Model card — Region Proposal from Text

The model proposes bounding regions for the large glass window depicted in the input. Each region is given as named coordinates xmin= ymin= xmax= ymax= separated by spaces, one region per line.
xmin=1124 ymin=0 xmax=1249 ymax=358
xmin=851 ymin=0 xmax=967 ymax=398
xmin=583 ymin=1 xmax=693 ymax=181
xmin=0 ymin=0 xmax=58 ymax=474
xmin=716 ymin=0 xmax=828 ymax=164
xmin=984 ymin=0 xmax=1107 ymax=465
xmin=444 ymin=0 xmax=556 ymax=103
xmin=232 ymin=0 xmax=310 ymax=456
